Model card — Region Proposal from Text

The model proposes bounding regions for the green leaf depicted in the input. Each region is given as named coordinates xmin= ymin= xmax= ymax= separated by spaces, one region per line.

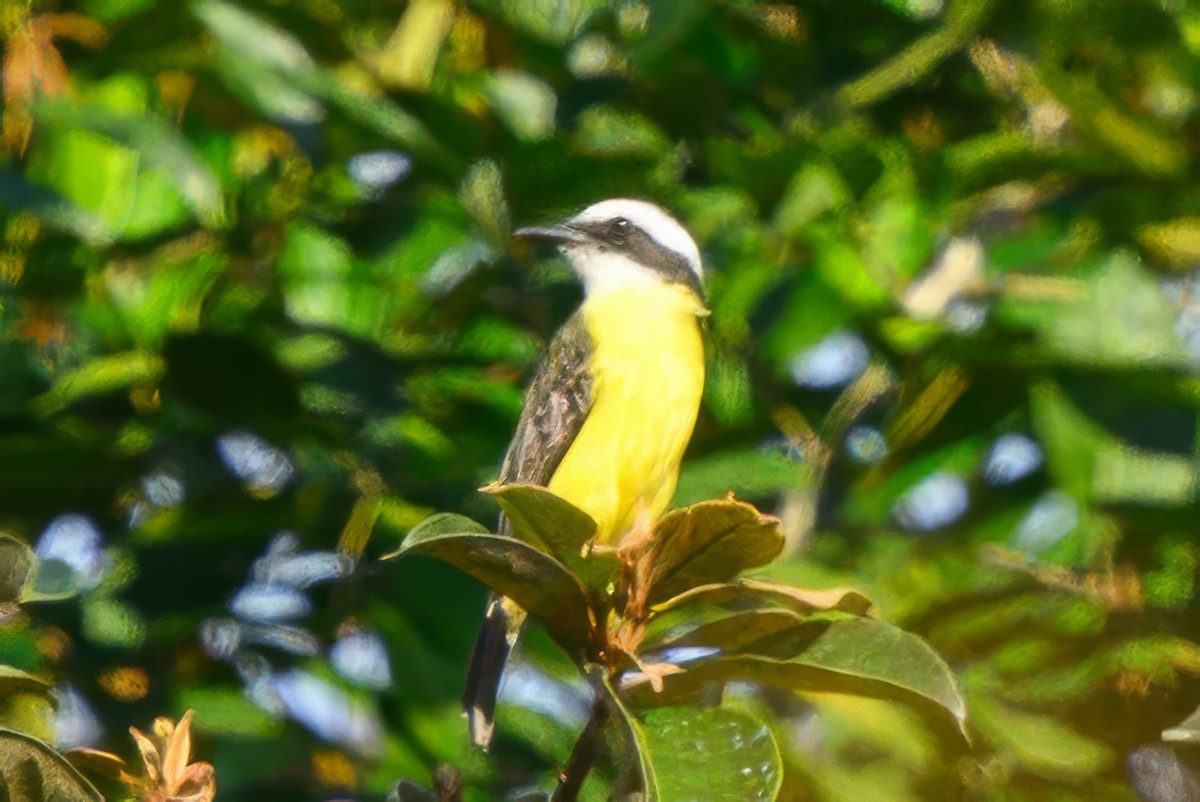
xmin=1045 ymin=252 xmax=1188 ymax=368
xmin=642 ymin=608 xmax=821 ymax=660
xmin=638 ymin=707 xmax=782 ymax=802
xmin=403 ymin=512 xmax=490 ymax=540
xmin=646 ymin=499 xmax=785 ymax=604
xmin=653 ymin=580 xmax=873 ymax=617
xmin=0 ymin=729 xmax=104 ymax=802
xmin=594 ymin=666 xmax=657 ymax=800
xmin=631 ymin=618 xmax=968 ymax=741
xmin=0 ymin=666 xmax=50 ymax=695
xmin=0 ymin=170 xmax=111 ymax=245
xmin=34 ymin=97 xmax=224 ymax=228
xmin=486 ymin=485 xmax=619 ymax=593
xmin=30 ymin=351 xmax=164 ymax=417
xmin=1139 ymin=217 xmax=1200 ymax=269
xmin=195 ymin=1 xmax=324 ymax=123
xmin=0 ymin=534 xmax=35 ymax=603
xmin=382 ymin=528 xmax=592 ymax=657
xmin=197 ymin=1 xmax=453 ymax=168
xmin=970 ymin=693 xmax=1109 ymax=781
xmin=484 ymin=71 xmax=557 ymax=142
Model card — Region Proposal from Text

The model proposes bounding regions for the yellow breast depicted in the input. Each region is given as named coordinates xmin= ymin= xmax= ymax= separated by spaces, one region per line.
xmin=547 ymin=283 xmax=706 ymax=544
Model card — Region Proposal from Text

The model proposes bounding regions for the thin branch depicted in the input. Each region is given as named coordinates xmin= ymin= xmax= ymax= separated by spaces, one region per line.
xmin=551 ymin=697 xmax=610 ymax=802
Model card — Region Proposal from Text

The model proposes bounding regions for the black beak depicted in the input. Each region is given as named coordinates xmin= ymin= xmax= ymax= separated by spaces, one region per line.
xmin=513 ymin=223 xmax=586 ymax=244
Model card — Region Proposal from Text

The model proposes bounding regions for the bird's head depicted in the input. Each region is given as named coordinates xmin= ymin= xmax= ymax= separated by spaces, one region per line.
xmin=515 ymin=199 xmax=705 ymax=300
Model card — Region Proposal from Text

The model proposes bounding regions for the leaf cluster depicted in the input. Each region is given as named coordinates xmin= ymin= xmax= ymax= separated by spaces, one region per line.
xmin=387 ymin=488 xmax=965 ymax=799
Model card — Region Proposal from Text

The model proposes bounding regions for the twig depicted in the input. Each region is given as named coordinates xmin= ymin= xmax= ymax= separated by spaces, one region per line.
xmin=551 ymin=696 xmax=610 ymax=802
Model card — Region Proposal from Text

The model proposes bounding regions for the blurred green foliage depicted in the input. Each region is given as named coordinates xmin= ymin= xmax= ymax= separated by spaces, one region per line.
xmin=3 ymin=0 xmax=1200 ymax=799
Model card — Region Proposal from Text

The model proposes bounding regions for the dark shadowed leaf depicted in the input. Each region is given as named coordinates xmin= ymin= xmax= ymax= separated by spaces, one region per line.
xmin=1163 ymin=705 xmax=1200 ymax=743
xmin=646 ymin=500 xmax=785 ymax=604
xmin=382 ymin=528 xmax=591 ymax=657
xmin=0 ymin=730 xmax=103 ymax=802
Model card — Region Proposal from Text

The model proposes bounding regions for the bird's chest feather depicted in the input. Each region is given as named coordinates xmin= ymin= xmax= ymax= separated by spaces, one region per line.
xmin=548 ymin=284 xmax=705 ymax=540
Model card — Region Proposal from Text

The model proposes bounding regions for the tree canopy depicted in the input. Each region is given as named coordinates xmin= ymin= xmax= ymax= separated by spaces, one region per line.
xmin=3 ymin=0 xmax=1200 ymax=800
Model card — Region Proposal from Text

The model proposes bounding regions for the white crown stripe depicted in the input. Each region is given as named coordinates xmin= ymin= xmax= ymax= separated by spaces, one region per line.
xmin=571 ymin=199 xmax=703 ymax=281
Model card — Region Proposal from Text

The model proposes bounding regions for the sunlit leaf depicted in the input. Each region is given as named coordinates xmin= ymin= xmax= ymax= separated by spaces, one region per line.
xmin=638 ymin=706 xmax=782 ymax=802
xmin=645 ymin=499 xmax=785 ymax=604
xmin=631 ymin=618 xmax=968 ymax=741
xmin=652 ymin=580 xmax=872 ymax=618
xmin=34 ymin=97 xmax=224 ymax=227
xmin=642 ymin=608 xmax=819 ymax=660
xmin=970 ymin=693 xmax=1110 ymax=781
xmin=486 ymin=484 xmax=618 ymax=593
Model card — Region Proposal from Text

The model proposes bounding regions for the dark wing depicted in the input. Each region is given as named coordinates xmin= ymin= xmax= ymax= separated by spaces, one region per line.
xmin=499 ymin=311 xmax=595 ymax=487
xmin=463 ymin=311 xmax=595 ymax=748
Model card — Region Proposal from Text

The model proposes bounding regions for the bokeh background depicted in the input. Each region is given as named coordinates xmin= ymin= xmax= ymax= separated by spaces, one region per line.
xmin=3 ymin=0 xmax=1200 ymax=799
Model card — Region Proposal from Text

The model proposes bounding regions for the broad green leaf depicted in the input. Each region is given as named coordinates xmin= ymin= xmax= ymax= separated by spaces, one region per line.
xmin=0 ymin=534 xmax=35 ymax=603
xmin=653 ymin=581 xmax=873 ymax=617
xmin=646 ymin=499 xmax=785 ymax=604
xmin=642 ymin=608 xmax=820 ymax=660
xmin=631 ymin=618 xmax=967 ymax=740
xmin=486 ymin=485 xmax=618 ymax=592
xmin=639 ymin=707 xmax=782 ymax=802
xmin=382 ymin=529 xmax=592 ymax=657
xmin=0 ymin=729 xmax=103 ymax=802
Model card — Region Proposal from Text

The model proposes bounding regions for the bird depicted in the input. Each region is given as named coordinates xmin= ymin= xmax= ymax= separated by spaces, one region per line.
xmin=462 ymin=198 xmax=708 ymax=749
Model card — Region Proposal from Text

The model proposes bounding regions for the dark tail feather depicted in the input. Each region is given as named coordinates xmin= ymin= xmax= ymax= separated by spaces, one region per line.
xmin=462 ymin=597 xmax=511 ymax=750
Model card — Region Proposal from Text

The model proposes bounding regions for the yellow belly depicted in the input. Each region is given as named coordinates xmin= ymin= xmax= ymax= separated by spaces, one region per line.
xmin=547 ymin=284 xmax=706 ymax=544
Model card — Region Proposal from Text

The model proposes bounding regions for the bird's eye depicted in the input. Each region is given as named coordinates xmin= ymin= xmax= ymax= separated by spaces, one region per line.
xmin=609 ymin=217 xmax=631 ymax=238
